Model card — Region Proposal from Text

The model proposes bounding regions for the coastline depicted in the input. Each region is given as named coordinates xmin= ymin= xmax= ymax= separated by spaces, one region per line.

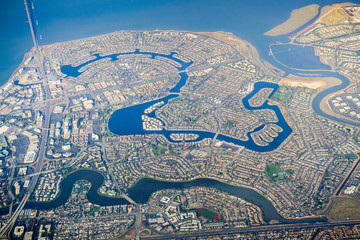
xmin=289 ymin=2 xmax=357 ymax=43
xmin=278 ymin=74 xmax=342 ymax=91
xmin=199 ymin=31 xmax=283 ymax=77
xmin=1 ymin=49 xmax=34 ymax=88
xmin=5 ymin=28 xmax=353 ymax=223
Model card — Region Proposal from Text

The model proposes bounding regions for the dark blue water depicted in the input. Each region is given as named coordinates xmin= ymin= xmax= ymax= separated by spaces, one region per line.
xmin=25 ymin=169 xmax=326 ymax=224
xmin=61 ymin=50 xmax=292 ymax=151
xmin=61 ymin=50 xmax=193 ymax=78
xmin=0 ymin=0 xmax=350 ymax=222
xmin=25 ymin=170 xmax=128 ymax=209
xmin=62 ymin=50 xmax=291 ymax=151
xmin=1 ymin=0 xmax=344 ymax=86
xmin=108 ymin=81 xmax=292 ymax=152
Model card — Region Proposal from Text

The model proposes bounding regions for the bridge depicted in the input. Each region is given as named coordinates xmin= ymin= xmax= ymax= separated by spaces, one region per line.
xmin=0 ymin=1 xmax=50 ymax=238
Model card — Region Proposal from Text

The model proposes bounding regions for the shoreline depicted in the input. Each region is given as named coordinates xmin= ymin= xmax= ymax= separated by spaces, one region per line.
xmin=269 ymin=40 xmax=360 ymax=127
xmin=199 ymin=31 xmax=283 ymax=76
xmin=5 ymin=28 xmax=354 ymax=223
xmin=0 ymin=50 xmax=34 ymax=89
xmin=289 ymin=2 xmax=358 ymax=43
xmin=278 ymin=74 xmax=358 ymax=124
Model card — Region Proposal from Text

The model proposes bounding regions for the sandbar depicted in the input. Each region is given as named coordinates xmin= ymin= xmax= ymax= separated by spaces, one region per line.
xmin=264 ymin=4 xmax=320 ymax=37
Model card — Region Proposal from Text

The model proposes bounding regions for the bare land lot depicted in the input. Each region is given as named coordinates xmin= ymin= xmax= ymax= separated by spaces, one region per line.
xmin=327 ymin=197 xmax=360 ymax=221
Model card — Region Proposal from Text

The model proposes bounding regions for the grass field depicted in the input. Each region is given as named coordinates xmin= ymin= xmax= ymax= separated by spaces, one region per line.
xmin=202 ymin=48 xmax=211 ymax=53
xmin=345 ymin=153 xmax=358 ymax=159
xmin=272 ymin=86 xmax=292 ymax=104
xmin=264 ymin=4 xmax=319 ymax=36
xmin=266 ymin=163 xmax=293 ymax=182
xmin=197 ymin=208 xmax=219 ymax=221
xmin=168 ymin=97 xmax=183 ymax=103
xmin=87 ymin=206 xmax=100 ymax=215
xmin=327 ymin=197 xmax=360 ymax=221
xmin=224 ymin=120 xmax=236 ymax=128
xmin=151 ymin=145 xmax=168 ymax=157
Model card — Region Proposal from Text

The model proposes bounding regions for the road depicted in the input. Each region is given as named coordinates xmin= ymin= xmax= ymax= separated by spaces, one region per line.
xmin=0 ymin=40 xmax=52 ymax=238
xmin=135 ymin=205 xmax=142 ymax=240
xmin=99 ymin=130 xmax=140 ymax=239
xmin=132 ymin=220 xmax=360 ymax=240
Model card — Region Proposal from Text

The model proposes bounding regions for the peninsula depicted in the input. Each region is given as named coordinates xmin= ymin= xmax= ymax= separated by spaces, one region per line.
xmin=264 ymin=4 xmax=320 ymax=36
xmin=1 ymin=21 xmax=360 ymax=239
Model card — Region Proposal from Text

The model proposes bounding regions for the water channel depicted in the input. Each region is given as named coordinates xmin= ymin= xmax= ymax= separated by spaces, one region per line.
xmin=25 ymin=169 xmax=326 ymax=224
xmin=22 ymin=49 xmax=327 ymax=224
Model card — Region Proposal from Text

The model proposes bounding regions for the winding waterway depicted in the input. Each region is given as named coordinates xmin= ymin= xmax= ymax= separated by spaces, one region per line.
xmin=25 ymin=169 xmax=326 ymax=224
xmin=9 ymin=34 xmax=354 ymax=227
xmin=8 ymin=37 xmax=349 ymax=225
xmin=1 ymin=0 xmax=354 ymax=226
xmin=62 ymin=49 xmax=292 ymax=151
xmin=270 ymin=45 xmax=360 ymax=127
xmin=61 ymin=49 xmax=193 ymax=78
xmin=18 ymin=49 xmax=315 ymax=223
xmin=311 ymin=71 xmax=360 ymax=127
xmin=25 ymin=170 xmax=129 ymax=209
xmin=109 ymin=80 xmax=292 ymax=152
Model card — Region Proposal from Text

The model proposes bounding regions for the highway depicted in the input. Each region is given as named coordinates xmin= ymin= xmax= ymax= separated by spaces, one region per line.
xmin=0 ymin=1 xmax=51 ymax=237
xmin=0 ymin=53 xmax=51 ymax=238
xmin=1 ymin=3 xmax=358 ymax=239
xmin=133 ymin=220 xmax=360 ymax=240
xmin=135 ymin=205 xmax=142 ymax=240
